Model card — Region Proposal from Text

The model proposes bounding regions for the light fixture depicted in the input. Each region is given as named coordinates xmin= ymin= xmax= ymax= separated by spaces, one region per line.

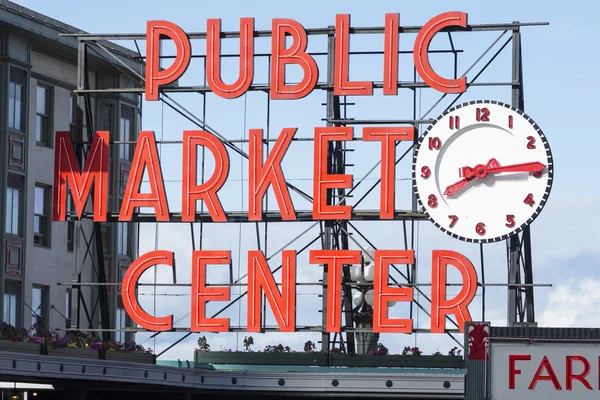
xmin=9 ymin=394 xmax=20 ymax=400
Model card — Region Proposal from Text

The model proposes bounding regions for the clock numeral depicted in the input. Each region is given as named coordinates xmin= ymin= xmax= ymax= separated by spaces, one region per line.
xmin=449 ymin=116 xmax=460 ymax=130
xmin=506 ymin=214 xmax=515 ymax=228
xmin=421 ymin=166 xmax=431 ymax=179
xmin=428 ymin=137 xmax=441 ymax=150
xmin=524 ymin=193 xmax=535 ymax=207
xmin=476 ymin=107 xmax=490 ymax=122
xmin=476 ymin=222 xmax=486 ymax=236
xmin=427 ymin=194 xmax=438 ymax=208
xmin=508 ymin=115 xmax=513 ymax=129
xmin=527 ymin=136 xmax=536 ymax=149
xmin=449 ymin=215 xmax=458 ymax=228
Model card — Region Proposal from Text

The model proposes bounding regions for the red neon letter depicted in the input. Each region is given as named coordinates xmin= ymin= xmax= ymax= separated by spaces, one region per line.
xmin=313 ymin=127 xmax=353 ymax=220
xmin=334 ymin=14 xmax=372 ymax=96
xmin=310 ymin=250 xmax=360 ymax=332
xmin=182 ymin=131 xmax=229 ymax=222
xmin=373 ymin=250 xmax=413 ymax=333
xmin=529 ymin=356 xmax=562 ymax=390
xmin=271 ymin=18 xmax=318 ymax=99
xmin=247 ymin=250 xmax=296 ymax=332
xmin=207 ymin=18 xmax=254 ymax=99
xmin=509 ymin=355 xmax=531 ymax=389
xmin=145 ymin=21 xmax=191 ymax=101
xmin=249 ymin=128 xmax=296 ymax=221
xmin=119 ymin=131 xmax=170 ymax=221
xmin=363 ymin=127 xmax=414 ymax=219
xmin=191 ymin=250 xmax=230 ymax=332
xmin=53 ymin=131 xmax=109 ymax=222
xmin=414 ymin=12 xmax=467 ymax=93
xmin=122 ymin=250 xmax=173 ymax=331
xmin=383 ymin=13 xmax=399 ymax=95
xmin=566 ymin=356 xmax=592 ymax=390
xmin=430 ymin=250 xmax=477 ymax=333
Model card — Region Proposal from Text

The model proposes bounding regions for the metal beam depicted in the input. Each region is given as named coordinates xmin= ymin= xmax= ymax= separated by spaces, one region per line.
xmin=60 ymin=21 xmax=548 ymax=40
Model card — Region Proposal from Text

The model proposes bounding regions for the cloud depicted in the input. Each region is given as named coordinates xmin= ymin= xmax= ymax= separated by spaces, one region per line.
xmin=539 ymin=278 xmax=600 ymax=327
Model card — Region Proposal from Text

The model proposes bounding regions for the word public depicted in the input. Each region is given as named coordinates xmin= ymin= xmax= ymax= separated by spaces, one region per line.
xmin=145 ymin=11 xmax=469 ymax=101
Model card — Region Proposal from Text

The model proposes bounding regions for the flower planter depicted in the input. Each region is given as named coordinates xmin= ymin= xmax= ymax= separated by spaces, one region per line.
xmin=194 ymin=351 xmax=463 ymax=368
xmin=0 ymin=340 xmax=42 ymax=355
xmin=194 ymin=351 xmax=327 ymax=366
xmin=104 ymin=351 xmax=156 ymax=364
xmin=46 ymin=346 xmax=101 ymax=360
xmin=330 ymin=354 xmax=463 ymax=368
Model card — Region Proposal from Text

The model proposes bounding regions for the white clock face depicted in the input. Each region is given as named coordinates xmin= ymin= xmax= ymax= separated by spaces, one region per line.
xmin=412 ymin=100 xmax=553 ymax=243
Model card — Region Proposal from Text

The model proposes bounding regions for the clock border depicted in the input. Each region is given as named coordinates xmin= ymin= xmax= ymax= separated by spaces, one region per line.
xmin=411 ymin=100 xmax=554 ymax=244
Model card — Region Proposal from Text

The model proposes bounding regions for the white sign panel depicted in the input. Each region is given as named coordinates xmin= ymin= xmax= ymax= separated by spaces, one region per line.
xmin=491 ymin=342 xmax=600 ymax=399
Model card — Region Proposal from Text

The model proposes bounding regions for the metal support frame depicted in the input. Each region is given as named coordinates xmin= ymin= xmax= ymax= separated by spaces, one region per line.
xmin=64 ymin=18 xmax=545 ymax=355
xmin=507 ymin=23 xmax=536 ymax=326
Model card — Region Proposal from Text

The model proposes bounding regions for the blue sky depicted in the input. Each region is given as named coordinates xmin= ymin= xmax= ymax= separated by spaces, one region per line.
xmin=16 ymin=0 xmax=600 ymax=359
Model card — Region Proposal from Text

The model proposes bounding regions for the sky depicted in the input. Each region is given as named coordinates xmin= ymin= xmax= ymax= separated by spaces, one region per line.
xmin=14 ymin=0 xmax=600 ymax=359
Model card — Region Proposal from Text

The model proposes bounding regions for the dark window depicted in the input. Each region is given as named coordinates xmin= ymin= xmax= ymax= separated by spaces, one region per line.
xmin=34 ymin=185 xmax=51 ymax=247
xmin=31 ymin=286 xmax=49 ymax=333
xmin=8 ymin=69 xmax=26 ymax=132
xmin=101 ymin=225 xmax=111 ymax=254
xmin=117 ymin=223 xmax=131 ymax=257
xmin=36 ymin=84 xmax=52 ymax=146
xmin=120 ymin=106 xmax=135 ymax=160
xmin=4 ymin=281 xmax=21 ymax=327
xmin=67 ymin=193 xmax=75 ymax=252
xmin=5 ymin=175 xmax=23 ymax=237
xmin=65 ymin=289 xmax=72 ymax=329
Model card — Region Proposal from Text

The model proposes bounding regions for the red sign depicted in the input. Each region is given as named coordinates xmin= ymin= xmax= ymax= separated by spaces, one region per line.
xmin=53 ymin=11 xmax=480 ymax=334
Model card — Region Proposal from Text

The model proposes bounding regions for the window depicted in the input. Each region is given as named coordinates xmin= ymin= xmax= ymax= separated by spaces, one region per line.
xmin=34 ymin=185 xmax=51 ymax=247
xmin=120 ymin=106 xmax=135 ymax=160
xmin=5 ymin=175 xmax=23 ymax=237
xmin=8 ymin=69 xmax=26 ymax=132
xmin=117 ymin=223 xmax=130 ymax=257
xmin=101 ymin=225 xmax=111 ymax=254
xmin=65 ymin=289 xmax=72 ymax=329
xmin=70 ymin=94 xmax=79 ymax=143
xmin=36 ymin=84 xmax=52 ymax=146
xmin=4 ymin=281 xmax=21 ymax=327
xmin=31 ymin=286 xmax=48 ymax=333
xmin=67 ymin=193 xmax=75 ymax=252
xmin=115 ymin=308 xmax=127 ymax=343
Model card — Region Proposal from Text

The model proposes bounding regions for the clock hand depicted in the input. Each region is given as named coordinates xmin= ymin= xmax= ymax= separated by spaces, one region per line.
xmin=462 ymin=159 xmax=545 ymax=179
xmin=485 ymin=161 xmax=545 ymax=174
xmin=444 ymin=176 xmax=475 ymax=197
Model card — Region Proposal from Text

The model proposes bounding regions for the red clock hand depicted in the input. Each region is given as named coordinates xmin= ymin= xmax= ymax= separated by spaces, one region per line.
xmin=462 ymin=159 xmax=545 ymax=178
xmin=444 ymin=176 xmax=475 ymax=197
xmin=485 ymin=160 xmax=545 ymax=174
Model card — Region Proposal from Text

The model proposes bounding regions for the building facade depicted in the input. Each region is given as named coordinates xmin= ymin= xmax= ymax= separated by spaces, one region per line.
xmin=0 ymin=0 xmax=142 ymax=342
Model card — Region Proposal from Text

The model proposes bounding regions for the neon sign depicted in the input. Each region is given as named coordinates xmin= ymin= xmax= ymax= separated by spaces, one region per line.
xmin=53 ymin=11 xmax=483 ymax=335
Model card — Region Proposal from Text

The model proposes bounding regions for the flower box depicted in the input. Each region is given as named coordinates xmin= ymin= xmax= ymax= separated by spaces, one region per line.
xmin=46 ymin=346 xmax=101 ymax=360
xmin=193 ymin=351 xmax=463 ymax=368
xmin=330 ymin=354 xmax=463 ymax=368
xmin=103 ymin=351 xmax=155 ymax=364
xmin=194 ymin=351 xmax=327 ymax=366
xmin=0 ymin=340 xmax=42 ymax=355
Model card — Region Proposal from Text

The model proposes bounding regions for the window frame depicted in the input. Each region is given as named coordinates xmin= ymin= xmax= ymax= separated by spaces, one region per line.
xmin=34 ymin=184 xmax=51 ymax=248
xmin=5 ymin=174 xmax=23 ymax=237
xmin=35 ymin=83 xmax=53 ymax=147
xmin=8 ymin=68 xmax=27 ymax=133
xmin=31 ymin=285 xmax=49 ymax=333
xmin=4 ymin=280 xmax=21 ymax=328
xmin=119 ymin=105 xmax=135 ymax=161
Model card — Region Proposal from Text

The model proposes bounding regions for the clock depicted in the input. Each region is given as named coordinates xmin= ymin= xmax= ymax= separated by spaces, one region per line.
xmin=412 ymin=100 xmax=553 ymax=243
